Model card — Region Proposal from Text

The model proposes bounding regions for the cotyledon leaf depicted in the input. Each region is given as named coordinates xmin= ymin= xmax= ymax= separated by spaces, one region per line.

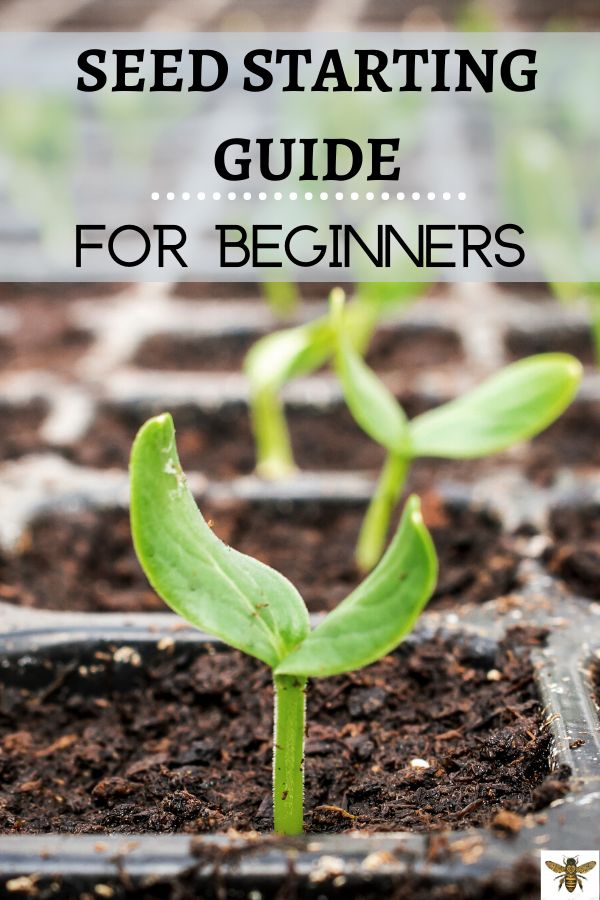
xmin=244 ymin=318 xmax=333 ymax=391
xmin=130 ymin=414 xmax=310 ymax=667
xmin=408 ymin=353 xmax=582 ymax=459
xmin=331 ymin=292 xmax=410 ymax=455
xmin=275 ymin=495 xmax=437 ymax=678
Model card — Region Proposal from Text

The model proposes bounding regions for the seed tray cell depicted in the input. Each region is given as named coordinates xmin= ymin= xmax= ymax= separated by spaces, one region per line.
xmin=0 ymin=485 xmax=522 ymax=615
xmin=130 ymin=320 xmax=465 ymax=377
xmin=173 ymin=282 xmax=264 ymax=302
xmin=0 ymin=590 xmax=596 ymax=897
xmin=505 ymin=321 xmax=595 ymax=366
xmin=545 ymin=499 xmax=600 ymax=601
xmin=1 ymin=284 xmax=597 ymax=482
xmin=1 ymin=461 xmax=596 ymax=617
xmin=0 ymin=400 xmax=49 ymax=462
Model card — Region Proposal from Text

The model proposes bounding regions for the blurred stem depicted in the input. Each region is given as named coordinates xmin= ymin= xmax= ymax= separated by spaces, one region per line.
xmin=251 ymin=385 xmax=297 ymax=480
xmin=273 ymin=674 xmax=306 ymax=835
xmin=586 ymin=287 xmax=600 ymax=368
xmin=356 ymin=452 xmax=410 ymax=573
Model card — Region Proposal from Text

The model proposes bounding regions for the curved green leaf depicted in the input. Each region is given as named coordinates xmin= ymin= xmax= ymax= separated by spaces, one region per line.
xmin=331 ymin=298 xmax=410 ymax=455
xmin=409 ymin=353 xmax=582 ymax=459
xmin=130 ymin=414 xmax=310 ymax=667
xmin=244 ymin=318 xmax=333 ymax=392
xmin=275 ymin=495 xmax=437 ymax=678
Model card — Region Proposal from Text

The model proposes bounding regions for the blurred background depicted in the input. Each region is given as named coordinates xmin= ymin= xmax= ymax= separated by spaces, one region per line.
xmin=0 ymin=0 xmax=599 ymax=30
xmin=0 ymin=0 xmax=598 ymax=623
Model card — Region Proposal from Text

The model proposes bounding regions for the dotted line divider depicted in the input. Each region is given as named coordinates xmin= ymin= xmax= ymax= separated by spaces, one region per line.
xmin=151 ymin=190 xmax=467 ymax=202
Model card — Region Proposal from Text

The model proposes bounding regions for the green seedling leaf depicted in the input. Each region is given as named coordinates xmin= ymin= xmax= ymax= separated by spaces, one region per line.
xmin=331 ymin=291 xmax=410 ymax=454
xmin=276 ymin=495 xmax=437 ymax=678
xmin=245 ymin=318 xmax=333 ymax=391
xmin=409 ymin=353 xmax=582 ymax=459
xmin=130 ymin=413 xmax=310 ymax=667
xmin=503 ymin=130 xmax=582 ymax=286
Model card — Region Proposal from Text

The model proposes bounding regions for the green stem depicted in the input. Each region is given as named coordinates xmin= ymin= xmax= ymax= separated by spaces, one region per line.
xmin=356 ymin=452 xmax=409 ymax=573
xmin=586 ymin=292 xmax=600 ymax=369
xmin=251 ymin=387 xmax=297 ymax=480
xmin=273 ymin=674 xmax=306 ymax=835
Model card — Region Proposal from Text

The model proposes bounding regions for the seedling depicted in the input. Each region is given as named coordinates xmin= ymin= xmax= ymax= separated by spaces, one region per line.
xmin=329 ymin=290 xmax=583 ymax=572
xmin=504 ymin=128 xmax=600 ymax=364
xmin=130 ymin=413 xmax=437 ymax=835
xmin=245 ymin=280 xmax=427 ymax=478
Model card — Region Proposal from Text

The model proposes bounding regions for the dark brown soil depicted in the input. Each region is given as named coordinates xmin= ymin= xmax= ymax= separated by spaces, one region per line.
xmin=133 ymin=331 xmax=263 ymax=372
xmin=69 ymin=396 xmax=499 ymax=478
xmin=69 ymin=402 xmax=388 ymax=475
xmin=132 ymin=323 xmax=463 ymax=375
xmin=70 ymin=402 xmax=257 ymax=476
xmin=172 ymin=281 xmax=331 ymax=303
xmin=505 ymin=323 xmax=595 ymax=367
xmin=0 ymin=506 xmax=161 ymax=613
xmin=0 ymin=494 xmax=519 ymax=614
xmin=366 ymin=324 xmax=463 ymax=370
xmin=593 ymin=659 xmax=600 ymax=709
xmin=173 ymin=282 xmax=263 ymax=301
xmin=0 ymin=283 xmax=125 ymax=303
xmin=0 ymin=295 xmax=93 ymax=375
xmin=0 ymin=630 xmax=565 ymax=835
xmin=66 ymin=376 xmax=596 ymax=482
xmin=544 ymin=503 xmax=600 ymax=599
xmin=525 ymin=399 xmax=600 ymax=484
xmin=0 ymin=400 xmax=48 ymax=461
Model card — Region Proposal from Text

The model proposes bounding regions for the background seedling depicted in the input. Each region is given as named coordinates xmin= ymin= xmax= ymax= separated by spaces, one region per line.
xmin=504 ymin=128 xmax=600 ymax=364
xmin=130 ymin=413 xmax=437 ymax=835
xmin=245 ymin=280 xmax=428 ymax=478
xmin=329 ymin=290 xmax=583 ymax=572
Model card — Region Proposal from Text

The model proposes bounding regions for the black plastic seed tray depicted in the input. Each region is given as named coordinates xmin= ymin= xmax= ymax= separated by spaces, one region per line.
xmin=0 ymin=576 xmax=597 ymax=899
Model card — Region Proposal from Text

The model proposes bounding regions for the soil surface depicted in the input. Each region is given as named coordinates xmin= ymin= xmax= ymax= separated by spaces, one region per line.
xmin=0 ymin=493 xmax=519 ymax=614
xmin=69 ymin=401 xmax=392 ymax=475
xmin=544 ymin=502 xmax=600 ymax=600
xmin=173 ymin=281 xmax=263 ymax=301
xmin=525 ymin=399 xmax=600 ymax=484
xmin=0 ymin=297 xmax=92 ymax=375
xmin=505 ymin=323 xmax=595 ymax=367
xmin=171 ymin=282 xmax=332 ymax=303
xmin=132 ymin=323 xmax=463 ymax=375
xmin=593 ymin=659 xmax=600 ymax=708
xmin=133 ymin=331 xmax=263 ymax=372
xmin=0 ymin=400 xmax=48 ymax=461
xmin=0 ymin=630 xmax=567 ymax=835
xmin=68 ymin=395 xmax=565 ymax=483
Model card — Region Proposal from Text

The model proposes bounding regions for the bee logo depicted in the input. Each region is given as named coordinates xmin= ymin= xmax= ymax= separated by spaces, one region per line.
xmin=545 ymin=857 xmax=597 ymax=893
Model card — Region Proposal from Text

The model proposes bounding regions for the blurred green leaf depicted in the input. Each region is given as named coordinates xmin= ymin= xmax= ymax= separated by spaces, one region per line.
xmin=245 ymin=318 xmax=333 ymax=391
xmin=331 ymin=292 xmax=409 ymax=454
